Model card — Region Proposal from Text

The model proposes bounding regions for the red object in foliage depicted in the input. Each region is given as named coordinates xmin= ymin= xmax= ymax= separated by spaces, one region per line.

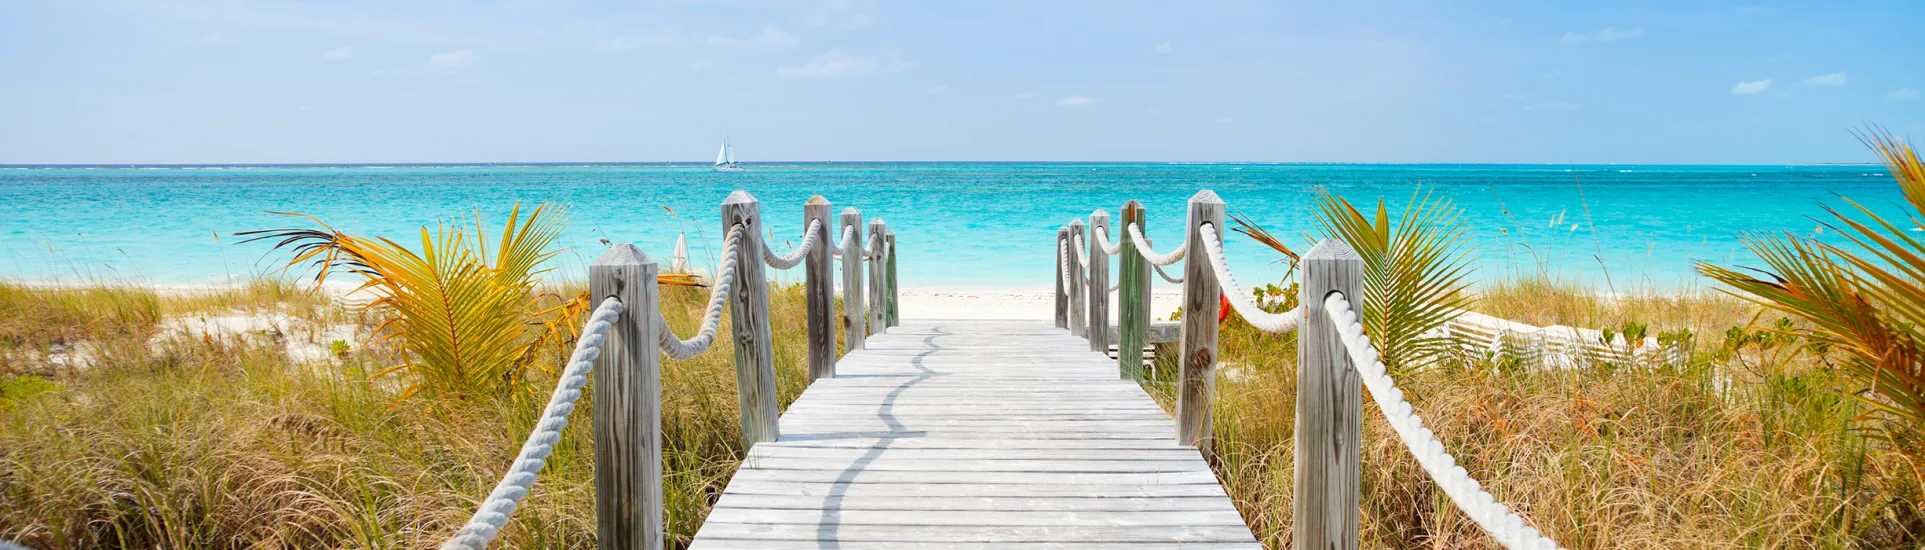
xmin=1218 ymin=293 xmax=1232 ymax=323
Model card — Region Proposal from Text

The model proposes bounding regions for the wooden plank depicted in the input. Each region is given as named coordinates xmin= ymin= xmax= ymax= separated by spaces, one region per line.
xmin=589 ymin=244 xmax=663 ymax=550
xmin=841 ymin=207 xmax=866 ymax=351
xmin=804 ymin=196 xmax=836 ymax=381
xmin=687 ymin=319 xmax=1257 ymax=548
xmin=1177 ymin=190 xmax=1223 ymax=452
xmin=691 ymin=541 xmax=1259 ymax=550
xmin=723 ymin=191 xmax=780 ymax=447
xmin=1295 ymin=238 xmax=1365 ymax=550
xmin=690 ymin=524 xmax=1257 ymax=544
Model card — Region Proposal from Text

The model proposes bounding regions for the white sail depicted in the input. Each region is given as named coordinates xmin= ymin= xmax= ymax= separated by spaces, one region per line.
xmin=714 ymin=141 xmax=728 ymax=166
xmin=724 ymin=141 xmax=736 ymax=165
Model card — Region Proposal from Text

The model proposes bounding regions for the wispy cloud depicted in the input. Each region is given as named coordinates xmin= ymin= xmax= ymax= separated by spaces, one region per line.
xmin=1153 ymin=42 xmax=1172 ymax=55
xmin=1534 ymin=102 xmax=1580 ymax=111
xmin=1562 ymin=27 xmax=1644 ymax=44
xmin=1014 ymin=91 xmax=1037 ymax=99
xmin=318 ymin=46 xmax=353 ymax=62
xmin=421 ymin=50 xmax=480 ymax=76
xmin=1802 ymin=72 xmax=1847 ymax=87
xmin=1889 ymin=88 xmax=1922 ymax=101
xmin=777 ymin=48 xmax=874 ymax=78
xmin=202 ymin=33 xmax=231 ymax=47
xmin=709 ymin=25 xmax=798 ymax=50
xmin=924 ymin=84 xmax=948 ymax=95
xmin=597 ymin=30 xmax=680 ymax=50
xmin=1056 ymin=96 xmax=1102 ymax=108
xmin=1730 ymin=79 xmax=1772 ymax=94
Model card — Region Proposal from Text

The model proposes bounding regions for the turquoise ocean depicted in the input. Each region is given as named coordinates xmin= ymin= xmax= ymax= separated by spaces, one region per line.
xmin=0 ymin=163 xmax=1901 ymax=292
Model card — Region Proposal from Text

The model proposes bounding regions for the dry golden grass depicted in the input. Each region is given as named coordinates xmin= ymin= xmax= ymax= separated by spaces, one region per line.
xmin=0 ymin=280 xmax=821 ymax=549
xmin=1144 ymin=277 xmax=1924 ymax=549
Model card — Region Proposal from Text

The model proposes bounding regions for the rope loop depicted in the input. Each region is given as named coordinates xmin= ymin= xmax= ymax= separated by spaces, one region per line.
xmin=659 ymin=224 xmax=744 ymax=359
xmin=762 ymin=219 xmax=822 ymax=270
xmin=1125 ymin=222 xmax=1187 ymax=266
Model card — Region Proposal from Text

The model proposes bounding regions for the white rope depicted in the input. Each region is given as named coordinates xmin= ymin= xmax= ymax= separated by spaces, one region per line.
xmin=1058 ymin=236 xmax=1074 ymax=292
xmin=1092 ymin=225 xmax=1123 ymax=255
xmin=1324 ymin=292 xmax=1565 ymax=550
xmin=830 ymin=224 xmax=856 ymax=260
xmin=1198 ymin=223 xmax=1301 ymax=332
xmin=1072 ymin=233 xmax=1091 ymax=268
xmin=1126 ymin=222 xmax=1186 ymax=266
xmin=440 ymin=297 xmax=625 ymax=550
xmin=1152 ymin=262 xmax=1185 ymax=285
xmin=659 ymin=225 xmax=742 ymax=360
xmin=761 ymin=219 xmax=822 ymax=270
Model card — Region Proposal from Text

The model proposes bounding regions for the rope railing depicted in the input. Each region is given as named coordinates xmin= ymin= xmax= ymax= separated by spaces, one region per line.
xmin=762 ymin=219 xmax=822 ymax=270
xmin=830 ymin=224 xmax=856 ymax=260
xmin=1072 ymin=233 xmax=1091 ymax=268
xmin=659 ymin=224 xmax=742 ymax=360
xmin=1056 ymin=191 xmax=1565 ymax=550
xmin=440 ymin=297 xmax=625 ymax=550
xmin=1125 ymin=222 xmax=1186 ymax=266
xmin=1198 ymin=223 xmax=1300 ymax=332
xmin=1092 ymin=224 xmax=1123 ymax=255
xmin=1324 ymin=292 xmax=1565 ymax=550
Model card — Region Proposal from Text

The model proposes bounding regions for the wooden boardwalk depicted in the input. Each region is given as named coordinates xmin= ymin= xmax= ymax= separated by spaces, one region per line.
xmin=689 ymin=319 xmax=1260 ymax=549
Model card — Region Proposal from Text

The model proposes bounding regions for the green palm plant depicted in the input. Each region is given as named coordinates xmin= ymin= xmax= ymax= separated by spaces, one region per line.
xmin=1698 ymin=130 xmax=1925 ymax=490
xmin=1232 ymin=187 xmax=1475 ymax=376
xmin=242 ymin=203 xmax=575 ymax=400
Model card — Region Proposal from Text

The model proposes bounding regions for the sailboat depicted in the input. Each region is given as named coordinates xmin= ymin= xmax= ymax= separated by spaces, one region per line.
xmin=713 ymin=139 xmax=742 ymax=171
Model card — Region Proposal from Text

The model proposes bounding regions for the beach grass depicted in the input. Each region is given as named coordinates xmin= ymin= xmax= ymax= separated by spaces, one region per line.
xmin=4 ymin=277 xmax=1923 ymax=548
xmin=0 ymin=280 xmax=816 ymax=549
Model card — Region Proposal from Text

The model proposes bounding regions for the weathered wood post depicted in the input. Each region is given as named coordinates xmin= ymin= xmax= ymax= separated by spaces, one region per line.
xmin=885 ymin=229 xmax=899 ymax=328
xmin=723 ymin=191 xmax=779 ymax=447
xmin=1295 ymin=238 xmax=1364 ymax=550
xmin=1087 ymin=210 xmax=1111 ymax=353
xmin=867 ymin=218 xmax=888 ymax=335
xmin=590 ymin=244 xmax=663 ymax=550
xmin=1117 ymin=201 xmax=1150 ymax=379
xmin=804 ymin=196 xmax=836 ymax=381
xmin=1176 ymin=190 xmax=1224 ymax=451
xmin=1054 ymin=226 xmax=1069 ymax=329
xmin=1067 ymin=219 xmax=1087 ymax=338
xmin=841 ymin=207 xmax=867 ymax=351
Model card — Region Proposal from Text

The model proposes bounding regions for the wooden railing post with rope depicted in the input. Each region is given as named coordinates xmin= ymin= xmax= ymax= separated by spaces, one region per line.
xmin=1055 ymin=225 xmax=1069 ymax=329
xmin=1117 ymin=200 xmax=1150 ymax=379
xmin=1087 ymin=209 xmax=1111 ymax=354
xmin=590 ymin=245 xmax=663 ymax=550
xmin=840 ymin=207 xmax=866 ymax=351
xmin=804 ymin=196 xmax=836 ymax=381
xmin=1176 ymin=190 xmax=1224 ymax=451
xmin=1297 ymin=238 xmax=1365 ymax=550
xmin=723 ymin=191 xmax=780 ymax=447
xmin=1068 ymin=219 xmax=1087 ymax=337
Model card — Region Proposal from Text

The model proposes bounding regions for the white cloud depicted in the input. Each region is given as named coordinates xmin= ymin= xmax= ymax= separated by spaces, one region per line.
xmin=318 ymin=46 xmax=353 ymax=62
xmin=1015 ymin=91 xmax=1037 ymax=99
xmin=1056 ymin=96 xmax=1102 ymax=108
xmin=709 ymin=25 xmax=798 ymax=50
xmin=777 ymin=48 xmax=875 ymax=78
xmin=1153 ymin=42 xmax=1172 ymax=55
xmin=1562 ymin=27 xmax=1644 ymax=44
xmin=1802 ymin=72 xmax=1847 ymax=87
xmin=421 ymin=50 xmax=480 ymax=76
xmin=1534 ymin=102 xmax=1580 ymax=111
xmin=1889 ymin=88 xmax=1922 ymax=101
xmin=202 ymin=33 xmax=231 ymax=47
xmin=1730 ymin=79 xmax=1772 ymax=94
xmin=924 ymin=84 xmax=948 ymax=95
xmin=597 ymin=30 xmax=680 ymax=50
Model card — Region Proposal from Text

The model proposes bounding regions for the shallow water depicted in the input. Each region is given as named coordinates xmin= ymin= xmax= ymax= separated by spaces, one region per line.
xmin=0 ymin=162 xmax=1898 ymax=291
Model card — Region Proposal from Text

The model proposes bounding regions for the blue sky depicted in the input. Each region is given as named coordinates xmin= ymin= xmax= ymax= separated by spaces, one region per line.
xmin=1 ymin=1 xmax=1920 ymax=164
